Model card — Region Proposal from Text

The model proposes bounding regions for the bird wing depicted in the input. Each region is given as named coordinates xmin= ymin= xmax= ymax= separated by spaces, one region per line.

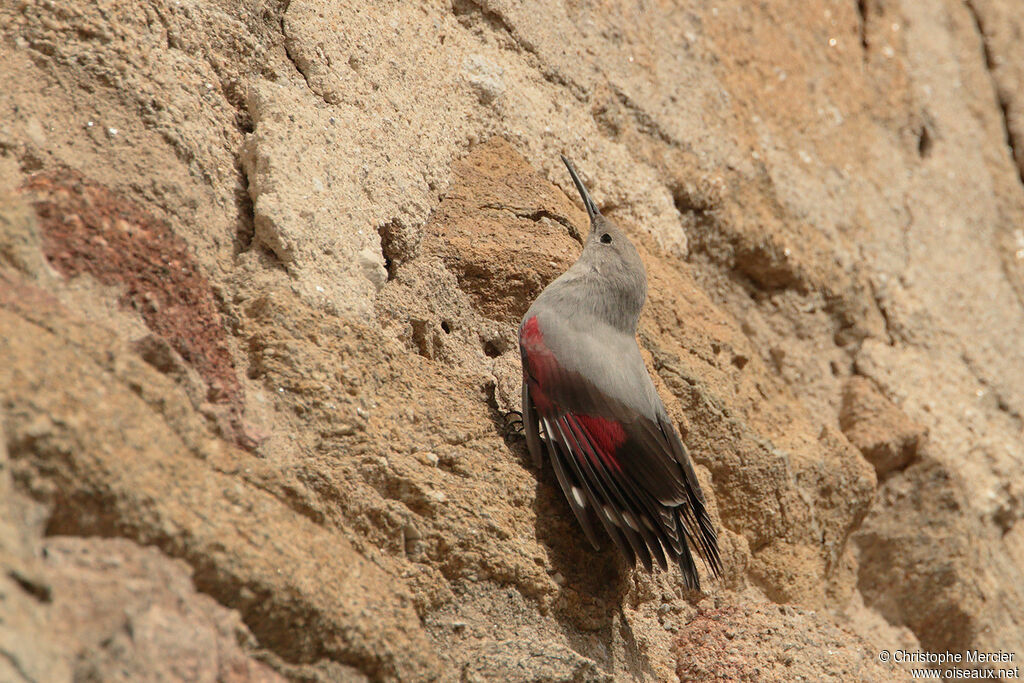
xmin=519 ymin=314 xmax=722 ymax=587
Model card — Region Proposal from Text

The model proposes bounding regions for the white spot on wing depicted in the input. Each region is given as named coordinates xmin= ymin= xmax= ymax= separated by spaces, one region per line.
xmin=623 ymin=512 xmax=640 ymax=531
xmin=603 ymin=505 xmax=620 ymax=526
xmin=571 ymin=486 xmax=586 ymax=509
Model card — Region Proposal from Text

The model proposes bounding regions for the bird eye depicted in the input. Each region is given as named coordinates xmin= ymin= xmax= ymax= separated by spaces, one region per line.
xmin=600 ymin=233 xmax=612 ymax=244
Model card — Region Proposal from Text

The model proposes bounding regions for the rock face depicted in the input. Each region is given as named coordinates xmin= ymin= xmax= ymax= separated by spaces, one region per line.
xmin=1 ymin=0 xmax=1023 ymax=680
xmin=840 ymin=376 xmax=926 ymax=478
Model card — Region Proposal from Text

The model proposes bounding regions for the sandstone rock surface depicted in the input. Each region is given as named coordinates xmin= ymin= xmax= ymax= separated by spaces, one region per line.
xmin=2 ymin=0 xmax=1023 ymax=680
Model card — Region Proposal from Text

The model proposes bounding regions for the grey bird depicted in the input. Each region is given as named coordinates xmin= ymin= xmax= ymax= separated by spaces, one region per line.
xmin=518 ymin=156 xmax=722 ymax=589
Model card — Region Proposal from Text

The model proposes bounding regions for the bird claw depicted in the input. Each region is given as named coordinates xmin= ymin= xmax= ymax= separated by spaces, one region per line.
xmin=502 ymin=409 xmax=525 ymax=439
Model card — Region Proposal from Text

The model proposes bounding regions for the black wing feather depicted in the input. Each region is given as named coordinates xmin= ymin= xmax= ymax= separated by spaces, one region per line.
xmin=556 ymin=416 xmax=655 ymax=570
xmin=542 ymin=416 xmax=636 ymax=564
xmin=658 ymin=413 xmax=723 ymax=579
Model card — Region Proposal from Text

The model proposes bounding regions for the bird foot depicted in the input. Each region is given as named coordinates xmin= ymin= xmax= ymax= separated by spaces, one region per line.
xmin=502 ymin=409 xmax=525 ymax=439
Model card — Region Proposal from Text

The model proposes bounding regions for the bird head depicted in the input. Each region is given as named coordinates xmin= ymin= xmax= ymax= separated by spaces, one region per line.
xmin=560 ymin=156 xmax=648 ymax=331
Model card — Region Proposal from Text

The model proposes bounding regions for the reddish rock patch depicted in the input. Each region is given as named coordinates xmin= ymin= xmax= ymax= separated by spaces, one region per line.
xmin=21 ymin=168 xmax=243 ymax=437
xmin=675 ymin=602 xmax=893 ymax=682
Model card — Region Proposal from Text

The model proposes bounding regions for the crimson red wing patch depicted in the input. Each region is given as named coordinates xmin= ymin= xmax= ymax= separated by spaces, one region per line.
xmin=571 ymin=414 xmax=626 ymax=472
xmin=520 ymin=316 xmax=556 ymax=412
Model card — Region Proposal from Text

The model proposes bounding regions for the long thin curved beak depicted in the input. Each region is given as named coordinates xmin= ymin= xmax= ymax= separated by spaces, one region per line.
xmin=560 ymin=155 xmax=599 ymax=221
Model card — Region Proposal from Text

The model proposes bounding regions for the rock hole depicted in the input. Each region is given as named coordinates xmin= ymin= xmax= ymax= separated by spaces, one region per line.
xmin=917 ymin=125 xmax=933 ymax=158
xmin=8 ymin=569 xmax=52 ymax=603
xmin=671 ymin=185 xmax=714 ymax=217
xmin=441 ymin=320 xmax=452 ymax=334
xmin=377 ymin=221 xmax=398 ymax=280
xmin=857 ymin=0 xmax=869 ymax=51
xmin=483 ymin=339 xmax=502 ymax=358
xmin=132 ymin=334 xmax=183 ymax=375
xmin=732 ymin=354 xmax=749 ymax=370
xmin=233 ymin=179 xmax=255 ymax=254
